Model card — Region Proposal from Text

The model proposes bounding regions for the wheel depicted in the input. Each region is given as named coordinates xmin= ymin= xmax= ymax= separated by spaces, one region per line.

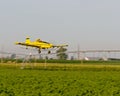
xmin=38 ymin=50 xmax=41 ymax=54
xmin=48 ymin=50 xmax=51 ymax=54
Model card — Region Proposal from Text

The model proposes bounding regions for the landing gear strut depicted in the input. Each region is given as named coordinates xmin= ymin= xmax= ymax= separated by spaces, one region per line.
xmin=38 ymin=49 xmax=41 ymax=54
xmin=48 ymin=50 xmax=51 ymax=54
xmin=38 ymin=50 xmax=51 ymax=54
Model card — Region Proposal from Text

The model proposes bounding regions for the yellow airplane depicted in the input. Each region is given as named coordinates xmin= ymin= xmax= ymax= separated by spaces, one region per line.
xmin=15 ymin=37 xmax=68 ymax=54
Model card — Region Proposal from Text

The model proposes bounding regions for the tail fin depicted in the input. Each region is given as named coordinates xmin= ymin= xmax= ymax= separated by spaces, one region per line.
xmin=25 ymin=37 xmax=30 ymax=43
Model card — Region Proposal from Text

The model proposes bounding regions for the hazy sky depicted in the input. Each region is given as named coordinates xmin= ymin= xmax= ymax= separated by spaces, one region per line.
xmin=0 ymin=0 xmax=120 ymax=53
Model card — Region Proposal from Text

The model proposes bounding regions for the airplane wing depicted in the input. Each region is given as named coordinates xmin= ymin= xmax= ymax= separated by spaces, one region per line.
xmin=15 ymin=42 xmax=39 ymax=48
xmin=15 ymin=42 xmax=27 ymax=46
xmin=53 ymin=44 xmax=68 ymax=48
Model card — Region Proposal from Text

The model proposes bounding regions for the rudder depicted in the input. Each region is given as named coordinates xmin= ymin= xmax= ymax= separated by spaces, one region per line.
xmin=25 ymin=37 xmax=30 ymax=43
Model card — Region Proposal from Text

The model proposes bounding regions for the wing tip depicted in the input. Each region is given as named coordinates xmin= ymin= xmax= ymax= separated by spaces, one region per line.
xmin=15 ymin=42 xmax=20 ymax=45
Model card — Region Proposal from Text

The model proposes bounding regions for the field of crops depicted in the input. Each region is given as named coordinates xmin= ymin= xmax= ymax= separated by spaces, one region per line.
xmin=1 ymin=63 xmax=120 ymax=96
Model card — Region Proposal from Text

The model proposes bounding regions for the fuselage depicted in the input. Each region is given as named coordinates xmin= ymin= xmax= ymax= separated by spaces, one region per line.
xmin=26 ymin=41 xmax=53 ymax=49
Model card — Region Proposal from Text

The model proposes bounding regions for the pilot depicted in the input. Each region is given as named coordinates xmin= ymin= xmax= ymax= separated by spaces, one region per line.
xmin=36 ymin=39 xmax=41 ymax=42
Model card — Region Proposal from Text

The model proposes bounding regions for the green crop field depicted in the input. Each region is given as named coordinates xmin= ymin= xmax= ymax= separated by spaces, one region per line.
xmin=0 ymin=63 xmax=120 ymax=96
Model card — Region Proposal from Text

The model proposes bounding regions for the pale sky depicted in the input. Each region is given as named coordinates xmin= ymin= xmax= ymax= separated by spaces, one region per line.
xmin=0 ymin=0 xmax=120 ymax=53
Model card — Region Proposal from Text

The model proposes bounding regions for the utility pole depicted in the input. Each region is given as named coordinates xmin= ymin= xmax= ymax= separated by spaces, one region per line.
xmin=77 ymin=45 xmax=80 ymax=60
xmin=77 ymin=45 xmax=83 ymax=64
xmin=1 ymin=45 xmax=4 ymax=63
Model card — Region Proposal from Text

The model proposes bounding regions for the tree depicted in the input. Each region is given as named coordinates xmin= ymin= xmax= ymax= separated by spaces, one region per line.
xmin=11 ymin=54 xmax=16 ymax=59
xmin=56 ymin=47 xmax=68 ymax=60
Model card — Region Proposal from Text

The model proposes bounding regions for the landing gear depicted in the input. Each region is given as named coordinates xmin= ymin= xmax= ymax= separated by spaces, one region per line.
xmin=48 ymin=50 xmax=51 ymax=54
xmin=38 ymin=49 xmax=41 ymax=54
xmin=38 ymin=49 xmax=51 ymax=54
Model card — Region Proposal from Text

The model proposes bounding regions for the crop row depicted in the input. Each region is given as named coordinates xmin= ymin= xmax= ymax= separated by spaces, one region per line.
xmin=1 ymin=58 xmax=120 ymax=64
xmin=1 ymin=63 xmax=120 ymax=71
xmin=0 ymin=68 xmax=120 ymax=95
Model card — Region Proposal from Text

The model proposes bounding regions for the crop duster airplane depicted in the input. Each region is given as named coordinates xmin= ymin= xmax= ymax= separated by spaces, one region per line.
xmin=15 ymin=37 xmax=68 ymax=54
